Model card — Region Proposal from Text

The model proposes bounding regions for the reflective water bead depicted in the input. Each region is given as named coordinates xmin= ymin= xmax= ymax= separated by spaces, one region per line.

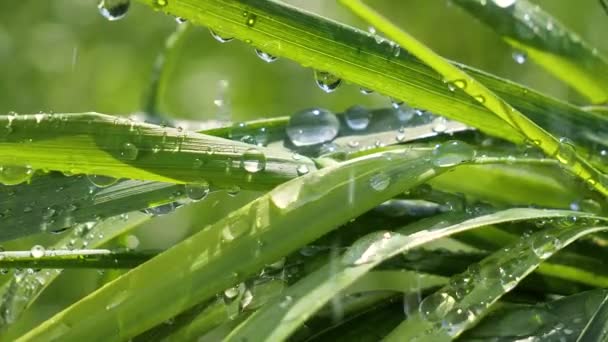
xmin=419 ymin=292 xmax=456 ymax=322
xmin=313 ymin=70 xmax=342 ymax=93
xmin=97 ymin=0 xmax=130 ymax=21
xmin=87 ymin=175 xmax=118 ymax=188
xmin=209 ymin=29 xmax=234 ymax=43
xmin=369 ymin=172 xmax=391 ymax=191
xmin=432 ymin=141 xmax=476 ymax=167
xmin=344 ymin=105 xmax=371 ymax=131
xmin=30 ymin=245 xmax=45 ymax=258
xmin=185 ymin=182 xmax=210 ymax=201
xmin=493 ymin=0 xmax=517 ymax=8
xmin=286 ymin=108 xmax=340 ymax=147
xmin=119 ymin=142 xmax=139 ymax=160
xmin=241 ymin=148 xmax=266 ymax=173
xmin=512 ymin=51 xmax=527 ymax=64
xmin=254 ymin=49 xmax=277 ymax=63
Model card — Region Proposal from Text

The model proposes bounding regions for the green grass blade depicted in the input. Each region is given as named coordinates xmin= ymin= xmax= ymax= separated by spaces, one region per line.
xmin=453 ymin=0 xmax=608 ymax=103
xmin=0 ymin=113 xmax=315 ymax=189
xmin=0 ymin=249 xmax=153 ymax=269
xmin=385 ymin=222 xmax=608 ymax=341
xmin=338 ymin=0 xmax=608 ymax=197
xmin=225 ymin=208 xmax=591 ymax=341
xmin=577 ymin=292 xmax=608 ymax=341
xmin=16 ymin=146 xmax=455 ymax=341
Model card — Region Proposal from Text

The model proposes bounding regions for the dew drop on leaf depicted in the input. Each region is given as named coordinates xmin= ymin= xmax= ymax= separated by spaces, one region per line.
xmin=185 ymin=182 xmax=210 ymax=201
xmin=241 ymin=148 xmax=266 ymax=173
xmin=30 ymin=245 xmax=45 ymax=259
xmin=369 ymin=172 xmax=390 ymax=191
xmin=87 ymin=175 xmax=118 ymax=188
xmin=344 ymin=105 xmax=371 ymax=131
xmin=286 ymin=108 xmax=340 ymax=147
xmin=0 ymin=165 xmax=33 ymax=185
xmin=512 ymin=51 xmax=527 ymax=64
xmin=209 ymin=29 xmax=234 ymax=43
xmin=254 ymin=49 xmax=278 ymax=63
xmin=296 ymin=165 xmax=309 ymax=176
xmin=492 ymin=0 xmax=517 ymax=8
xmin=342 ymin=231 xmax=393 ymax=266
xmin=432 ymin=140 xmax=476 ymax=167
xmin=175 ymin=17 xmax=187 ymax=24
xmin=119 ymin=142 xmax=139 ymax=161
xmin=97 ymin=0 xmax=130 ymax=21
xmin=313 ymin=70 xmax=342 ymax=93
xmin=419 ymin=292 xmax=456 ymax=322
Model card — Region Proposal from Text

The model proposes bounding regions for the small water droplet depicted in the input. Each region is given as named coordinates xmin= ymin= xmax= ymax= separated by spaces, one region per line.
xmin=360 ymin=87 xmax=374 ymax=95
xmin=492 ymin=0 xmax=517 ymax=8
xmin=241 ymin=148 xmax=266 ymax=173
xmin=185 ymin=182 xmax=210 ymax=201
xmin=286 ymin=108 xmax=339 ymax=147
xmin=442 ymin=308 xmax=475 ymax=336
xmin=245 ymin=13 xmax=257 ymax=27
xmin=369 ymin=172 xmax=391 ymax=191
xmin=154 ymin=0 xmax=168 ymax=8
xmin=87 ymin=175 xmax=118 ymax=188
xmin=556 ymin=137 xmax=576 ymax=166
xmin=175 ymin=17 xmax=187 ymax=24
xmin=226 ymin=185 xmax=241 ymax=196
xmin=531 ymin=234 xmax=561 ymax=260
xmin=344 ymin=105 xmax=371 ymax=131
xmin=419 ymin=292 xmax=456 ymax=322
xmin=512 ymin=51 xmax=527 ymax=64
xmin=296 ymin=165 xmax=309 ymax=175
xmin=313 ymin=70 xmax=342 ymax=93
xmin=209 ymin=29 xmax=234 ymax=43
xmin=473 ymin=95 xmax=486 ymax=103
xmin=254 ymin=49 xmax=277 ymax=63
xmin=30 ymin=245 xmax=45 ymax=259
xmin=0 ymin=165 xmax=33 ymax=185
xmin=97 ymin=0 xmax=130 ymax=21
xmin=432 ymin=141 xmax=476 ymax=167
xmin=432 ymin=116 xmax=448 ymax=133
xmin=119 ymin=142 xmax=139 ymax=160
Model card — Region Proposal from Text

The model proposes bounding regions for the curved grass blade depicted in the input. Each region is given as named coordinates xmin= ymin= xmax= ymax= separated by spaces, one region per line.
xmin=225 ymin=208 xmax=593 ymax=341
xmin=0 ymin=249 xmax=154 ymax=269
xmin=453 ymin=0 xmax=608 ymax=103
xmin=338 ymin=0 xmax=608 ymax=197
xmin=0 ymin=113 xmax=315 ymax=190
xmin=602 ymin=0 xmax=608 ymax=15
xmin=577 ymin=292 xmax=608 ymax=341
xmin=385 ymin=222 xmax=608 ymax=341
xmin=17 ymin=146 xmax=458 ymax=341
xmin=460 ymin=289 xmax=608 ymax=341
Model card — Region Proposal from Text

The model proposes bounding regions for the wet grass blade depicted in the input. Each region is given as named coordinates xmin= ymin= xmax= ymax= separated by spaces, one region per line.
xmin=0 ymin=113 xmax=315 ymax=189
xmin=16 ymin=146 xmax=457 ymax=341
xmin=385 ymin=222 xmax=608 ymax=341
xmin=453 ymin=0 xmax=608 ymax=103
xmin=461 ymin=289 xmax=608 ymax=340
xmin=225 ymin=208 xmax=593 ymax=341
xmin=338 ymin=0 xmax=608 ymax=198
xmin=0 ymin=249 xmax=154 ymax=269
xmin=577 ymin=292 xmax=608 ymax=341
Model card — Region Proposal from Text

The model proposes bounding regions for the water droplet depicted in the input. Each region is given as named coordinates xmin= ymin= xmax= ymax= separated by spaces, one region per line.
xmin=154 ymin=0 xmax=168 ymax=7
xmin=493 ymin=0 xmax=517 ymax=8
xmin=226 ymin=185 xmax=241 ymax=196
xmin=419 ymin=292 xmax=456 ymax=322
xmin=442 ymin=308 xmax=475 ymax=336
xmin=175 ymin=17 xmax=187 ymax=24
xmin=344 ymin=105 xmax=371 ymax=131
xmin=119 ymin=142 xmax=139 ymax=160
xmin=224 ymin=286 xmax=240 ymax=300
xmin=209 ymin=29 xmax=234 ymax=43
xmin=241 ymin=148 xmax=266 ymax=173
xmin=87 ymin=175 xmax=118 ymax=188
xmin=245 ymin=13 xmax=257 ymax=27
xmin=432 ymin=141 xmax=476 ymax=167
xmin=97 ymin=0 xmax=130 ymax=21
xmin=313 ymin=70 xmax=342 ymax=93
xmin=473 ymin=95 xmax=486 ymax=103
xmin=286 ymin=108 xmax=340 ymax=147
xmin=185 ymin=182 xmax=210 ymax=201
xmin=30 ymin=245 xmax=45 ymax=259
xmin=254 ymin=49 xmax=277 ymax=63
xmin=342 ymin=231 xmax=393 ymax=266
xmin=369 ymin=172 xmax=391 ymax=191
xmin=512 ymin=51 xmax=527 ymax=64
xmin=531 ymin=234 xmax=561 ymax=260
xmin=432 ymin=116 xmax=448 ymax=133
xmin=222 ymin=220 xmax=250 ymax=241
xmin=296 ymin=165 xmax=309 ymax=175
xmin=360 ymin=87 xmax=374 ymax=95
xmin=0 ymin=165 xmax=33 ymax=185
xmin=556 ymin=138 xmax=576 ymax=166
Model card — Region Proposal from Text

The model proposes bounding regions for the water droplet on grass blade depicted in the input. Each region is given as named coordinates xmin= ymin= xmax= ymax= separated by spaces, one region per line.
xmin=286 ymin=108 xmax=339 ymax=146
xmin=493 ymin=0 xmax=517 ymax=8
xmin=296 ymin=165 xmax=309 ymax=175
xmin=0 ymin=165 xmax=33 ymax=185
xmin=370 ymin=172 xmax=390 ymax=191
xmin=345 ymin=105 xmax=371 ymax=131
xmin=314 ymin=70 xmax=342 ymax=93
xmin=255 ymin=49 xmax=277 ymax=63
xmin=119 ymin=142 xmax=139 ymax=160
xmin=30 ymin=245 xmax=45 ymax=258
xmin=419 ymin=292 xmax=456 ymax=322
xmin=512 ymin=51 xmax=527 ymax=64
xmin=209 ymin=29 xmax=234 ymax=43
xmin=87 ymin=175 xmax=118 ymax=188
xmin=185 ymin=182 xmax=210 ymax=201
xmin=241 ymin=148 xmax=266 ymax=173
xmin=342 ymin=231 xmax=393 ymax=266
xmin=97 ymin=0 xmax=130 ymax=21
xmin=432 ymin=141 xmax=475 ymax=167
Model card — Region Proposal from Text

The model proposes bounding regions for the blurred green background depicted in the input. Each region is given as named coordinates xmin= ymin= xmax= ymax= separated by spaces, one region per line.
xmin=2 ymin=0 xmax=607 ymax=121
xmin=1 ymin=0 xmax=608 ymax=336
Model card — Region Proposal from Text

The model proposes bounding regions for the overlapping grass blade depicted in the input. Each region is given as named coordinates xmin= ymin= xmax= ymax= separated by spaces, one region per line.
xmin=132 ymin=0 xmax=608 ymax=154
xmin=385 ymin=222 xmax=608 ymax=341
xmin=225 ymin=208 xmax=594 ymax=341
xmin=0 ymin=113 xmax=315 ymax=189
xmin=577 ymin=291 xmax=608 ymax=341
xmin=17 ymin=146 xmax=458 ymax=341
xmin=453 ymin=0 xmax=608 ymax=103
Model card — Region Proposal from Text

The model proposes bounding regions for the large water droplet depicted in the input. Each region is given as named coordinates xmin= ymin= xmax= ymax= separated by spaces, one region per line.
xmin=369 ymin=172 xmax=390 ymax=191
xmin=286 ymin=108 xmax=340 ymax=147
xmin=442 ymin=309 xmax=475 ymax=336
xmin=97 ymin=0 xmax=130 ymax=21
xmin=342 ymin=231 xmax=394 ymax=266
xmin=492 ymin=0 xmax=517 ymax=8
xmin=345 ymin=105 xmax=371 ymax=131
xmin=87 ymin=175 xmax=118 ymax=188
xmin=0 ymin=165 xmax=33 ymax=185
xmin=531 ymin=234 xmax=561 ymax=260
xmin=185 ymin=182 xmax=210 ymax=201
xmin=255 ymin=49 xmax=277 ymax=63
xmin=119 ymin=142 xmax=139 ymax=161
xmin=30 ymin=245 xmax=45 ymax=259
xmin=241 ymin=148 xmax=266 ymax=173
xmin=314 ymin=71 xmax=342 ymax=93
xmin=419 ymin=292 xmax=456 ymax=322
xmin=556 ymin=137 xmax=576 ymax=166
xmin=209 ymin=29 xmax=234 ymax=43
xmin=432 ymin=141 xmax=475 ymax=167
